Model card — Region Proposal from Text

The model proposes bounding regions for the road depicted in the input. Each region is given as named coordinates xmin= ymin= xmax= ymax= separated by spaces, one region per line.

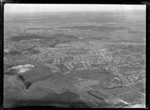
xmin=115 ymin=71 xmax=145 ymax=96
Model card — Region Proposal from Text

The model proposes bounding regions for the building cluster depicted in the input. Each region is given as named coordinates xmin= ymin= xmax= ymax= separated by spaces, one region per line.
xmin=103 ymin=77 xmax=126 ymax=89
xmin=28 ymin=41 xmax=145 ymax=86
xmin=5 ymin=39 xmax=145 ymax=89
xmin=29 ymin=41 xmax=114 ymax=74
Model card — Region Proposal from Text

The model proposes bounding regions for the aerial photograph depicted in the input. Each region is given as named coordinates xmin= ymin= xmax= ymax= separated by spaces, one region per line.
xmin=4 ymin=4 xmax=146 ymax=108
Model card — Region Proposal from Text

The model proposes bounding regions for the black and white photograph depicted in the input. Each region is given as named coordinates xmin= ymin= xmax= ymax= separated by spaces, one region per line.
xmin=4 ymin=4 xmax=146 ymax=108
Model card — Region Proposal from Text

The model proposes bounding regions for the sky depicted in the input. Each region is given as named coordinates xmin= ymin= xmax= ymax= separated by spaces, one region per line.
xmin=4 ymin=4 xmax=146 ymax=13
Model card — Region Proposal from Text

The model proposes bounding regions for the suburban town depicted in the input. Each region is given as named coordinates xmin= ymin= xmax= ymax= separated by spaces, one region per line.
xmin=4 ymin=39 xmax=145 ymax=108
xmin=4 ymin=4 xmax=146 ymax=108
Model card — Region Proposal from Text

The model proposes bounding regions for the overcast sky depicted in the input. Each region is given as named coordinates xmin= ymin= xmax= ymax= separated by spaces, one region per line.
xmin=5 ymin=4 xmax=145 ymax=13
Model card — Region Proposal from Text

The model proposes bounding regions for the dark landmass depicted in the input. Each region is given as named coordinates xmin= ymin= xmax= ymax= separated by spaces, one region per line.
xmin=4 ymin=90 xmax=91 ymax=108
xmin=63 ymin=25 xmax=129 ymax=32
xmin=4 ymin=50 xmax=22 ymax=56
xmin=8 ymin=34 xmax=78 ymax=42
